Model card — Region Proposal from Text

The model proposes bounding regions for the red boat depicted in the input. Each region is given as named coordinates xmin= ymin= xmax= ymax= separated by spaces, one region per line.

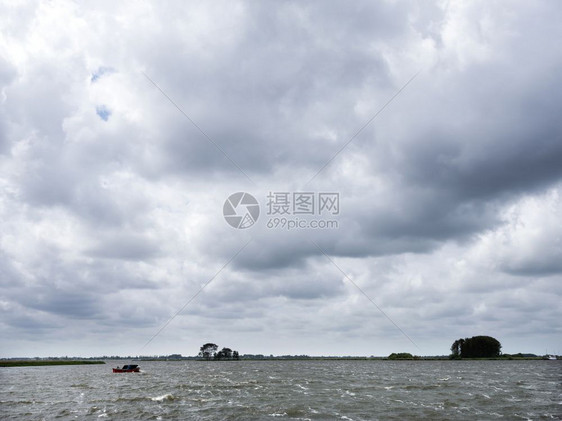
xmin=112 ymin=364 xmax=140 ymax=373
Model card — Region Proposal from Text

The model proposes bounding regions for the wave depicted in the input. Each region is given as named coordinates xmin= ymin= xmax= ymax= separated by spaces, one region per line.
xmin=151 ymin=393 xmax=175 ymax=402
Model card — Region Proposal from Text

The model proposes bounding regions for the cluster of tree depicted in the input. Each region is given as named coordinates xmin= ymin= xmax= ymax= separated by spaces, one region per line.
xmin=450 ymin=336 xmax=502 ymax=358
xmin=198 ymin=343 xmax=239 ymax=361
xmin=388 ymin=352 xmax=417 ymax=360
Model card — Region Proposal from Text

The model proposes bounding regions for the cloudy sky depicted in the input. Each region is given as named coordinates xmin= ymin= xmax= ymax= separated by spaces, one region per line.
xmin=1 ymin=0 xmax=561 ymax=358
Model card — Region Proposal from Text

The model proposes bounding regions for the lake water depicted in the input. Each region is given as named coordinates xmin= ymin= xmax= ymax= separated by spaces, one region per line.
xmin=1 ymin=360 xmax=560 ymax=420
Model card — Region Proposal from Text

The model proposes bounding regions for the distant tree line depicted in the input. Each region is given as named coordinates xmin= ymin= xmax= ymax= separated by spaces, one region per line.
xmin=198 ymin=343 xmax=239 ymax=361
xmin=450 ymin=336 xmax=502 ymax=358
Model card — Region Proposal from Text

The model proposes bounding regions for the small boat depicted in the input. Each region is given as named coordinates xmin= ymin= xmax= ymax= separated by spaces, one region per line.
xmin=113 ymin=364 xmax=140 ymax=373
xmin=547 ymin=355 xmax=557 ymax=360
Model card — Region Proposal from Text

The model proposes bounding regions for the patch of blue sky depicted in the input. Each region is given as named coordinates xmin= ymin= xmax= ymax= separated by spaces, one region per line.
xmin=91 ymin=66 xmax=115 ymax=82
xmin=96 ymin=105 xmax=111 ymax=121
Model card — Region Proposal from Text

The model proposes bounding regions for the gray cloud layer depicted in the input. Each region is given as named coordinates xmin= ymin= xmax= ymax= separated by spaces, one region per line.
xmin=0 ymin=0 xmax=560 ymax=357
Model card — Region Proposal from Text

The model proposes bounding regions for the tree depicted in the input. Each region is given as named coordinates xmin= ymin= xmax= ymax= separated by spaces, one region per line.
xmin=462 ymin=336 xmax=501 ymax=358
xmin=198 ymin=343 xmax=239 ymax=361
xmin=215 ymin=347 xmax=233 ymax=360
xmin=450 ymin=339 xmax=464 ymax=359
xmin=450 ymin=336 xmax=501 ymax=358
xmin=199 ymin=343 xmax=218 ymax=360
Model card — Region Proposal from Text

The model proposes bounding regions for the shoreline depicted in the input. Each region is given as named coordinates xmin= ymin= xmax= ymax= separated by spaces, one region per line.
xmin=0 ymin=360 xmax=106 ymax=367
xmin=139 ymin=356 xmax=552 ymax=362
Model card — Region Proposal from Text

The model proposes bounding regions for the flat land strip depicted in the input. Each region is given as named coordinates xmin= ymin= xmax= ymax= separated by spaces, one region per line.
xmin=0 ymin=360 xmax=106 ymax=367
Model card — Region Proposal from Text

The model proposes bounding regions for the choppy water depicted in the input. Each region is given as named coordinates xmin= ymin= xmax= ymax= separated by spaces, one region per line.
xmin=1 ymin=360 xmax=560 ymax=420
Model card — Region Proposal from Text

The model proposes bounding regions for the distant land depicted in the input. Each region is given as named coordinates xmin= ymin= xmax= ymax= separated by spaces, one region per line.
xmin=0 ymin=360 xmax=105 ymax=367
xmin=138 ymin=353 xmax=556 ymax=361
xmin=1 ymin=352 xmax=557 ymax=367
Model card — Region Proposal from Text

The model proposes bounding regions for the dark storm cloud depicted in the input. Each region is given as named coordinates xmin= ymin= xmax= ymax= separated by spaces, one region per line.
xmin=245 ymin=57 xmax=562 ymax=266
xmin=233 ymin=232 xmax=315 ymax=270
xmin=1 ymin=254 xmax=105 ymax=321
xmin=1 ymin=238 xmax=164 ymax=327
xmin=164 ymin=0 xmax=561 ymax=274
xmin=23 ymin=289 xmax=101 ymax=319
xmin=387 ymin=75 xmax=562 ymax=202
xmin=504 ymin=262 xmax=562 ymax=277
xmin=138 ymin=1 xmax=405 ymax=178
